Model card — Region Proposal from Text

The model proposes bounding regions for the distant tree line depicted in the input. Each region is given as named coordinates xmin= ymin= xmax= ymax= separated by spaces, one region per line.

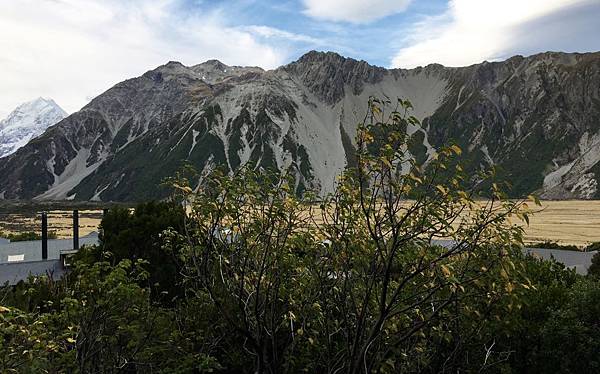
xmin=0 ymin=230 xmax=58 ymax=242
xmin=528 ymin=240 xmax=600 ymax=252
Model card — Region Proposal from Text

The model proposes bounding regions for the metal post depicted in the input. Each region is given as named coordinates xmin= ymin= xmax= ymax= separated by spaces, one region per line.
xmin=42 ymin=212 xmax=48 ymax=260
xmin=73 ymin=209 xmax=79 ymax=251
xmin=100 ymin=208 xmax=109 ymax=238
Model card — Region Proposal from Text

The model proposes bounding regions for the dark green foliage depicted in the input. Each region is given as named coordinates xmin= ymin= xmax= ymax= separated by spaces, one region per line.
xmin=585 ymin=241 xmax=600 ymax=252
xmin=110 ymin=118 xmax=133 ymax=151
xmin=1 ymin=274 xmax=67 ymax=313
xmin=0 ymin=259 xmax=221 ymax=373
xmin=282 ymin=132 xmax=314 ymax=194
xmin=407 ymin=129 xmax=428 ymax=166
xmin=0 ymin=230 xmax=57 ymax=242
xmin=88 ymin=201 xmax=187 ymax=302
xmin=226 ymin=108 xmax=251 ymax=170
xmin=340 ymin=123 xmax=358 ymax=169
xmin=588 ymin=251 xmax=600 ymax=277
xmin=531 ymin=278 xmax=600 ymax=373
xmin=527 ymin=240 xmax=600 ymax=253
xmin=489 ymin=256 xmax=579 ymax=372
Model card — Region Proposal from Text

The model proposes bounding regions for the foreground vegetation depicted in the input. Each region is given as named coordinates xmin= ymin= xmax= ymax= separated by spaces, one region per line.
xmin=2 ymin=98 xmax=600 ymax=373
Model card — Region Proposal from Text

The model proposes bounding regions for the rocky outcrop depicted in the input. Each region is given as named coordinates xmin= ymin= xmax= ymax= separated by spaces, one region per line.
xmin=283 ymin=51 xmax=386 ymax=104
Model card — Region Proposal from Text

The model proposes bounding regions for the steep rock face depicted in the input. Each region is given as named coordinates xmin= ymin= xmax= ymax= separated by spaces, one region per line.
xmin=426 ymin=52 xmax=600 ymax=198
xmin=0 ymin=51 xmax=599 ymax=201
xmin=0 ymin=98 xmax=67 ymax=159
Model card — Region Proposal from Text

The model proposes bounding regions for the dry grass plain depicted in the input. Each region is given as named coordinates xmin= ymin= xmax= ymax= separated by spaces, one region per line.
xmin=0 ymin=210 xmax=103 ymax=238
xmin=0 ymin=200 xmax=599 ymax=247
xmin=522 ymin=200 xmax=600 ymax=247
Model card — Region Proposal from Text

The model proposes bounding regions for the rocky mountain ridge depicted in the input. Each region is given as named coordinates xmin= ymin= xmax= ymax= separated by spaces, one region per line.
xmin=0 ymin=51 xmax=598 ymax=201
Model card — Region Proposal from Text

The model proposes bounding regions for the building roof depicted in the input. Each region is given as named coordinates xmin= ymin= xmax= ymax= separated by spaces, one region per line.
xmin=433 ymin=240 xmax=596 ymax=275
xmin=0 ymin=259 xmax=66 ymax=285
xmin=524 ymin=248 xmax=597 ymax=275
xmin=0 ymin=232 xmax=99 ymax=264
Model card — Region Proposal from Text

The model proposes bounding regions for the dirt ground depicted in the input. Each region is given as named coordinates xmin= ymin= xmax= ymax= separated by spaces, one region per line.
xmin=0 ymin=201 xmax=599 ymax=246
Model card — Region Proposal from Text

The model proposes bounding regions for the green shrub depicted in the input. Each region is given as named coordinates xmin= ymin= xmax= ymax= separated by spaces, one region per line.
xmin=0 ymin=230 xmax=58 ymax=242
xmin=79 ymin=201 xmax=187 ymax=303
xmin=585 ymin=241 xmax=600 ymax=252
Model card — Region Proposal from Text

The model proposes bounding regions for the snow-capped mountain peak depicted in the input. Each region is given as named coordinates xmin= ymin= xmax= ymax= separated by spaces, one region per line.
xmin=0 ymin=97 xmax=67 ymax=158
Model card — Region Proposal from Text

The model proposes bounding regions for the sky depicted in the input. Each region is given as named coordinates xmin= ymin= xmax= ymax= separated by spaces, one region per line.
xmin=1 ymin=0 xmax=599 ymax=117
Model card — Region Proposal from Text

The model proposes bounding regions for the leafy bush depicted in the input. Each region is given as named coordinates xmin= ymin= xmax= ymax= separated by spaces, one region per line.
xmin=164 ymin=97 xmax=534 ymax=373
xmin=78 ymin=201 xmax=187 ymax=303
xmin=0 ymin=259 xmax=220 ymax=372
xmin=588 ymin=251 xmax=600 ymax=278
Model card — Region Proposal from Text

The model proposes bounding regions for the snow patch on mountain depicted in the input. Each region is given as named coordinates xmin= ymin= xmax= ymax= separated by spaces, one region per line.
xmin=36 ymin=147 xmax=106 ymax=200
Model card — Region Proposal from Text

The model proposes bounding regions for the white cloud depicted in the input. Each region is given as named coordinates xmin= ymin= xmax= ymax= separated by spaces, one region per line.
xmin=302 ymin=0 xmax=412 ymax=24
xmin=0 ymin=0 xmax=287 ymax=116
xmin=243 ymin=25 xmax=322 ymax=45
xmin=392 ymin=0 xmax=594 ymax=68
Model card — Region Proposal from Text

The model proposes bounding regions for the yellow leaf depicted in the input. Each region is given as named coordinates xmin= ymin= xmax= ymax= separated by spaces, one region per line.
xmin=506 ymin=282 xmax=514 ymax=293
xmin=528 ymin=194 xmax=542 ymax=206
xmin=440 ymin=264 xmax=451 ymax=277
xmin=409 ymin=173 xmax=423 ymax=184
xmin=450 ymin=144 xmax=462 ymax=155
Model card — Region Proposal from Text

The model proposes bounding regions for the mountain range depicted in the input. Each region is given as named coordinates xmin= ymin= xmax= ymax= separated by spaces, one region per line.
xmin=0 ymin=98 xmax=66 ymax=159
xmin=0 ymin=51 xmax=599 ymax=201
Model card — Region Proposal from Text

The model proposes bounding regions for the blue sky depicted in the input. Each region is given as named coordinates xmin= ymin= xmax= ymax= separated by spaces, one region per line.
xmin=1 ymin=0 xmax=599 ymax=115
xmin=178 ymin=0 xmax=449 ymax=66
